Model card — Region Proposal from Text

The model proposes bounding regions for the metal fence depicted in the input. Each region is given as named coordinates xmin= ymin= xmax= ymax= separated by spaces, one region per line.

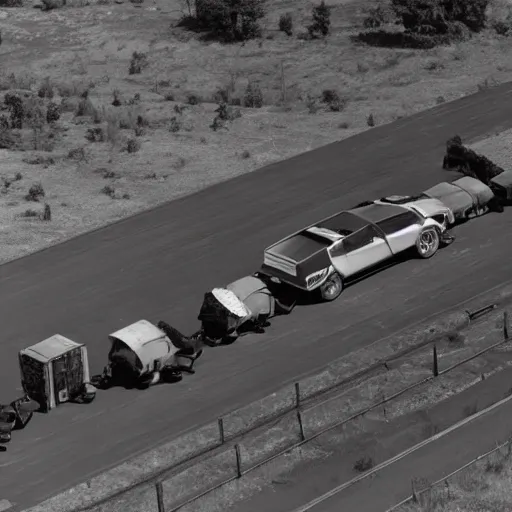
xmin=145 ymin=307 xmax=511 ymax=512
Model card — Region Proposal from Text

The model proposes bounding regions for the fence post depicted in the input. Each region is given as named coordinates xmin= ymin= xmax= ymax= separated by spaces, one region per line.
xmin=295 ymin=382 xmax=301 ymax=409
xmin=218 ymin=417 xmax=225 ymax=444
xmin=234 ymin=444 xmax=242 ymax=478
xmin=432 ymin=345 xmax=439 ymax=377
xmin=411 ymin=479 xmax=419 ymax=503
xmin=297 ymin=409 xmax=306 ymax=441
xmin=504 ymin=311 xmax=509 ymax=340
xmin=155 ymin=481 xmax=165 ymax=512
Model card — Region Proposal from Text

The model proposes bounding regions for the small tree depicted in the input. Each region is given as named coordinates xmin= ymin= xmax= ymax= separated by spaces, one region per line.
xmin=243 ymin=81 xmax=263 ymax=108
xmin=4 ymin=93 xmax=24 ymax=129
xmin=308 ymin=0 xmax=331 ymax=38
xmin=279 ymin=12 xmax=293 ymax=35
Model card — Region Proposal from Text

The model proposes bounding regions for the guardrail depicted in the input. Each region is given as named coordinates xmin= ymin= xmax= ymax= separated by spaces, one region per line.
xmin=146 ymin=307 xmax=511 ymax=512
xmin=386 ymin=436 xmax=512 ymax=511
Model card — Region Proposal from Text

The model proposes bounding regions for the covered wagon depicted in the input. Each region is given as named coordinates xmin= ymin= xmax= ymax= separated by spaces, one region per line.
xmin=422 ymin=176 xmax=497 ymax=222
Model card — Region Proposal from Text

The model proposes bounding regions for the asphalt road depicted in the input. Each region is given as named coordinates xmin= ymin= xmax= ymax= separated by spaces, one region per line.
xmin=1 ymin=83 xmax=512 ymax=509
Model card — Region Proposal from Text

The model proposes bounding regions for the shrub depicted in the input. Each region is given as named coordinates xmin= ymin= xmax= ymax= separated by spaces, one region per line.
xmin=128 ymin=52 xmax=148 ymax=75
xmin=367 ymin=113 xmax=375 ymax=126
xmin=169 ymin=116 xmax=182 ymax=132
xmin=21 ymin=209 xmax=39 ymax=218
xmin=25 ymin=183 xmax=45 ymax=202
xmin=210 ymin=102 xmax=241 ymax=131
xmin=164 ymin=92 xmax=175 ymax=101
xmin=308 ymin=1 xmax=331 ymax=38
xmin=42 ymin=203 xmax=51 ymax=221
xmin=278 ymin=13 xmax=293 ymax=35
xmin=391 ymin=0 xmax=489 ymax=35
xmin=354 ymin=456 xmax=374 ymax=472
xmin=126 ymin=138 xmax=140 ymax=153
xmin=41 ymin=0 xmax=66 ymax=10
xmin=442 ymin=135 xmax=505 ymax=184
xmin=186 ymin=93 xmax=201 ymax=105
xmin=0 ymin=0 xmax=23 ymax=6
xmin=194 ymin=0 xmax=265 ymax=42
xmin=356 ymin=30 xmax=447 ymax=49
xmin=75 ymin=97 xmax=96 ymax=117
xmin=46 ymin=101 xmax=61 ymax=123
xmin=321 ymin=89 xmax=345 ymax=112
xmin=4 ymin=92 xmax=24 ymax=129
xmin=243 ymin=81 xmax=263 ymax=108
xmin=38 ymin=77 xmax=54 ymax=99
xmin=112 ymin=89 xmax=123 ymax=107
xmin=102 ymin=185 xmax=116 ymax=198
xmin=0 ymin=114 xmax=9 ymax=130
xmin=85 ymin=127 xmax=105 ymax=142
xmin=23 ymin=155 xmax=55 ymax=165
xmin=68 ymin=146 xmax=88 ymax=161
xmin=241 ymin=149 xmax=251 ymax=158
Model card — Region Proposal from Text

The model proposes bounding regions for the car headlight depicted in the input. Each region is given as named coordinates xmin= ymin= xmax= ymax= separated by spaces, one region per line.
xmin=306 ymin=268 xmax=329 ymax=289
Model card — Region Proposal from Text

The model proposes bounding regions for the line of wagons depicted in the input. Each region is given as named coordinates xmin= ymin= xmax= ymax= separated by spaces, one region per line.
xmin=259 ymin=172 xmax=512 ymax=302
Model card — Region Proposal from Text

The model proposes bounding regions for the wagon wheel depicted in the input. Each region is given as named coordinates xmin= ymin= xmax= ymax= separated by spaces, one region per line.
xmin=416 ymin=227 xmax=440 ymax=259
xmin=320 ymin=273 xmax=344 ymax=302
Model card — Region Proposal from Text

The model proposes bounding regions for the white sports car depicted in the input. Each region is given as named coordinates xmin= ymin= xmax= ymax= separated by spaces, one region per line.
xmin=260 ymin=199 xmax=454 ymax=302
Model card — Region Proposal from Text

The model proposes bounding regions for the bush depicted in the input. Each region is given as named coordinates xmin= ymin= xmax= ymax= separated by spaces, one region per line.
xmin=4 ymin=93 xmax=24 ymax=129
xmin=126 ymin=138 xmax=140 ymax=153
xmin=356 ymin=30 xmax=447 ymax=49
xmin=75 ymin=97 xmax=96 ymax=117
xmin=128 ymin=52 xmax=148 ymax=75
xmin=46 ymin=101 xmax=61 ymax=123
xmin=42 ymin=203 xmax=51 ymax=221
xmin=194 ymin=0 xmax=265 ymax=42
xmin=85 ymin=127 xmax=105 ymax=142
xmin=278 ymin=13 xmax=293 ymax=35
xmin=354 ymin=456 xmax=374 ymax=472
xmin=25 ymin=183 xmax=45 ymax=202
xmin=0 ymin=0 xmax=23 ymax=6
xmin=321 ymin=89 xmax=345 ymax=112
xmin=0 ymin=114 xmax=9 ymax=130
xmin=112 ymin=89 xmax=122 ymax=107
xmin=41 ymin=0 xmax=66 ymax=10
xmin=169 ymin=116 xmax=182 ymax=132
xmin=391 ymin=0 xmax=489 ymax=35
xmin=186 ymin=93 xmax=201 ymax=105
xmin=367 ymin=113 xmax=376 ymax=126
xmin=210 ymin=101 xmax=241 ymax=131
xmin=442 ymin=135 xmax=505 ymax=184
xmin=37 ymin=77 xmax=54 ymax=99
xmin=308 ymin=1 xmax=331 ymax=38
xmin=243 ymin=81 xmax=263 ymax=108
xmin=68 ymin=146 xmax=88 ymax=161
xmin=102 ymin=185 xmax=116 ymax=198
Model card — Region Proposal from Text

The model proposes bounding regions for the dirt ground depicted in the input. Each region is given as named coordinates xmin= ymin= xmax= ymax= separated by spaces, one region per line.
xmin=1 ymin=0 xmax=512 ymax=263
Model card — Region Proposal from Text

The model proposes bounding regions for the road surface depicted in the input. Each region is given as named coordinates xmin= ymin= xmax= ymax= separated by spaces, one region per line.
xmin=1 ymin=83 xmax=512 ymax=508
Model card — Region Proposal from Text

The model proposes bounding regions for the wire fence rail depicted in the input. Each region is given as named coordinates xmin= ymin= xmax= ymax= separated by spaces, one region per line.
xmin=386 ymin=437 xmax=512 ymax=512
xmin=149 ymin=307 xmax=512 ymax=512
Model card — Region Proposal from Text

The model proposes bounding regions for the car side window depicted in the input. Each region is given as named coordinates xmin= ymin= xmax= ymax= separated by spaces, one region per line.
xmin=343 ymin=226 xmax=375 ymax=254
xmin=377 ymin=212 xmax=420 ymax=235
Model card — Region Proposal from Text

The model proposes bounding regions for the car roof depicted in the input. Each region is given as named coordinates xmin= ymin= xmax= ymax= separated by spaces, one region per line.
xmin=350 ymin=203 xmax=406 ymax=224
xmin=315 ymin=211 xmax=370 ymax=234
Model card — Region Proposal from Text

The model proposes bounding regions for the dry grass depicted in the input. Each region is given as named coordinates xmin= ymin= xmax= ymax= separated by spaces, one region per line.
xmin=398 ymin=442 xmax=512 ymax=512
xmin=0 ymin=0 xmax=512 ymax=262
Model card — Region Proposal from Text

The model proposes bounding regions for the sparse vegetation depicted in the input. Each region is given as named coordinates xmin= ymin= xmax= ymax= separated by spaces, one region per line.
xmin=0 ymin=0 xmax=511 ymax=264
xmin=278 ymin=12 xmax=293 ymax=35
xmin=25 ymin=183 xmax=45 ymax=202
xmin=353 ymin=456 xmax=374 ymax=472
xmin=128 ymin=52 xmax=148 ymax=75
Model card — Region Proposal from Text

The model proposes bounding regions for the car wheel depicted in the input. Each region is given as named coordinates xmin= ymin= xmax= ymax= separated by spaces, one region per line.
xmin=320 ymin=272 xmax=344 ymax=302
xmin=416 ymin=227 xmax=440 ymax=259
